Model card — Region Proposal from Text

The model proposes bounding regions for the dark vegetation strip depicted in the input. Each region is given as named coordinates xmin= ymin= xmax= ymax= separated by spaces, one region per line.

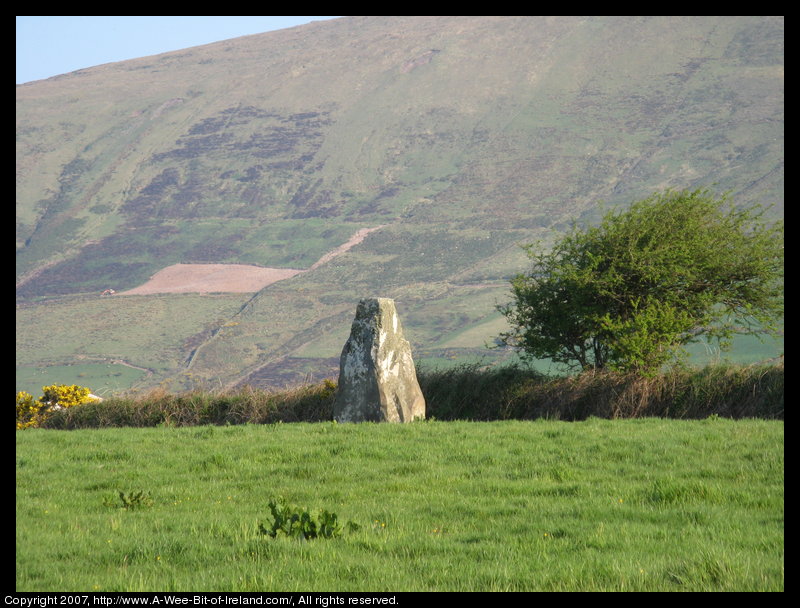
xmin=42 ymin=361 xmax=783 ymax=430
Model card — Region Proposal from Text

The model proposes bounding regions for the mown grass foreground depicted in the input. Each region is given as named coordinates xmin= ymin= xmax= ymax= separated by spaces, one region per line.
xmin=16 ymin=418 xmax=783 ymax=592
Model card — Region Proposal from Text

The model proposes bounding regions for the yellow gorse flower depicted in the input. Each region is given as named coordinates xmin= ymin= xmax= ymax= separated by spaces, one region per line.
xmin=16 ymin=384 xmax=97 ymax=429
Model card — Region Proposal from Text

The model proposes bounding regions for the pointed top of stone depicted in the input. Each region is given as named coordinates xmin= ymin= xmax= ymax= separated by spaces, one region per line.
xmin=354 ymin=296 xmax=399 ymax=327
xmin=357 ymin=296 xmax=394 ymax=314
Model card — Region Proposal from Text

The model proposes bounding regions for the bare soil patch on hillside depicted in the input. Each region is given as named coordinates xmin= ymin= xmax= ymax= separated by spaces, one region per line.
xmin=118 ymin=225 xmax=385 ymax=295
xmin=118 ymin=264 xmax=303 ymax=295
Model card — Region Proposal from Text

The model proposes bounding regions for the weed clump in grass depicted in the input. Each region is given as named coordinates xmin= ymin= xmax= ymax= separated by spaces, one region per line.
xmin=103 ymin=490 xmax=154 ymax=511
xmin=259 ymin=498 xmax=359 ymax=540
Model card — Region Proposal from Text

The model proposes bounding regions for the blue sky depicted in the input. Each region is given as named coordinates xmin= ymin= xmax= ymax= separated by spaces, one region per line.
xmin=16 ymin=16 xmax=342 ymax=84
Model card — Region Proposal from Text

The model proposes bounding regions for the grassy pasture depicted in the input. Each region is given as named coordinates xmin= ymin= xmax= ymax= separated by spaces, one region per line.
xmin=16 ymin=362 xmax=147 ymax=397
xmin=16 ymin=418 xmax=783 ymax=592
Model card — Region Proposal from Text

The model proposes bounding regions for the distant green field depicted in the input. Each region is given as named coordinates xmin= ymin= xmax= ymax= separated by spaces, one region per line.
xmin=16 ymin=363 xmax=148 ymax=397
xmin=16 ymin=418 xmax=783 ymax=592
xmin=15 ymin=292 xmax=251 ymax=394
xmin=684 ymin=332 xmax=784 ymax=367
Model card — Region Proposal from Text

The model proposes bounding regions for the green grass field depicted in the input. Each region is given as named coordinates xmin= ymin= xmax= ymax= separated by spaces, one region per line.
xmin=16 ymin=418 xmax=783 ymax=592
xmin=15 ymin=362 xmax=148 ymax=397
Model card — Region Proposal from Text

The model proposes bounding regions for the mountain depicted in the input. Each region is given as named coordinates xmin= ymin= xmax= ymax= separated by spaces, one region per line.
xmin=16 ymin=16 xmax=784 ymax=394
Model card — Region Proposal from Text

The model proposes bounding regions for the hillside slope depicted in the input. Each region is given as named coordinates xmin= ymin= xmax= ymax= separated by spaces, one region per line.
xmin=16 ymin=16 xmax=784 ymax=392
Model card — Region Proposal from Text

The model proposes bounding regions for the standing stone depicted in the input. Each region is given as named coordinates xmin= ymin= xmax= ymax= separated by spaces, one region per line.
xmin=334 ymin=298 xmax=426 ymax=423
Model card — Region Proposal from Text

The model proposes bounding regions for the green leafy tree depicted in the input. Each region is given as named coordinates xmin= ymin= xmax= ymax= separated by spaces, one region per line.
xmin=498 ymin=189 xmax=783 ymax=373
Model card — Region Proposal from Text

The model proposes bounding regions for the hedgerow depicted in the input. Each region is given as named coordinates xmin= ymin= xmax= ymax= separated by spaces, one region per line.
xmin=27 ymin=361 xmax=783 ymax=430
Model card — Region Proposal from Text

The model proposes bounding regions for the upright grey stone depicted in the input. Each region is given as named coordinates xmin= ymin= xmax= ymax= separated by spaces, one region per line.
xmin=334 ymin=298 xmax=426 ymax=423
